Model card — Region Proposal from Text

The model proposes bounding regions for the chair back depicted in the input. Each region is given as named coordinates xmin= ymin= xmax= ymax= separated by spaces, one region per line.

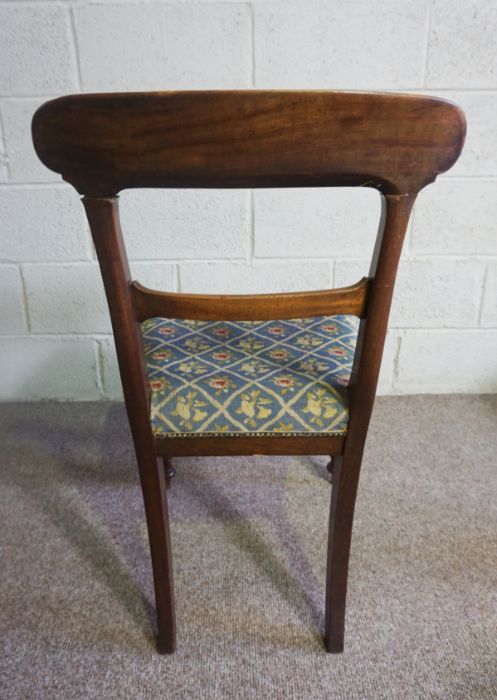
xmin=32 ymin=90 xmax=466 ymax=450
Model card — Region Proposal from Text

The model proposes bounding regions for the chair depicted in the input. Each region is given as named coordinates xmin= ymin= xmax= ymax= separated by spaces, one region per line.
xmin=31 ymin=91 xmax=465 ymax=654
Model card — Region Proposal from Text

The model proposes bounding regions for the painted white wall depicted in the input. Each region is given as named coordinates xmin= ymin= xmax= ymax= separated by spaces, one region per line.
xmin=1 ymin=0 xmax=496 ymax=400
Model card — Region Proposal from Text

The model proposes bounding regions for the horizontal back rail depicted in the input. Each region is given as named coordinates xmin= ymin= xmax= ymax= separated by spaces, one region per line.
xmin=32 ymin=91 xmax=466 ymax=196
xmin=130 ymin=278 xmax=371 ymax=322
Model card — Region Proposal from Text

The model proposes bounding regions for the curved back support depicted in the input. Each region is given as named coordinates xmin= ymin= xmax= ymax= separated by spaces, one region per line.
xmin=32 ymin=91 xmax=465 ymax=196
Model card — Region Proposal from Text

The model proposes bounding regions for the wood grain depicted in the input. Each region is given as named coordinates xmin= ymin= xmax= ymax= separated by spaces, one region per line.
xmin=83 ymin=197 xmax=176 ymax=653
xmin=130 ymin=277 xmax=371 ymax=321
xmin=155 ymin=434 xmax=345 ymax=457
xmin=32 ymin=90 xmax=466 ymax=196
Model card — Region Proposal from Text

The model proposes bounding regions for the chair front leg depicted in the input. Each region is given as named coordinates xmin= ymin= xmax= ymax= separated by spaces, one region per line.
xmin=324 ymin=452 xmax=362 ymax=653
xmin=137 ymin=452 xmax=176 ymax=653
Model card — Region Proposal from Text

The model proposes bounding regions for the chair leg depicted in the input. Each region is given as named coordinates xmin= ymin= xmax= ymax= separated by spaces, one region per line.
xmin=163 ymin=457 xmax=176 ymax=490
xmin=324 ymin=453 xmax=362 ymax=653
xmin=326 ymin=456 xmax=335 ymax=480
xmin=137 ymin=453 xmax=176 ymax=654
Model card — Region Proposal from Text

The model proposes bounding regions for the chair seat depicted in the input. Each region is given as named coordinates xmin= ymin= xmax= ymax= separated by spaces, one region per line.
xmin=141 ymin=315 xmax=359 ymax=439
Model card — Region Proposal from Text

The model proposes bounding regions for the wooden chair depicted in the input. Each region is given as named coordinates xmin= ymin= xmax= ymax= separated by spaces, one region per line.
xmin=32 ymin=91 xmax=465 ymax=654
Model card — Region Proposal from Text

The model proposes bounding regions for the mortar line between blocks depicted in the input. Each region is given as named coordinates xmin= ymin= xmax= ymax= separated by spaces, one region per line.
xmin=392 ymin=334 xmax=402 ymax=389
xmin=3 ymin=88 xmax=497 ymax=100
xmin=68 ymin=6 xmax=83 ymax=91
xmin=18 ymin=265 xmax=32 ymax=333
xmin=421 ymin=0 xmax=432 ymax=89
xmin=0 ymin=182 xmax=68 ymax=189
xmin=0 ymin=108 xmax=11 ymax=182
xmin=404 ymin=212 xmax=414 ymax=256
xmin=11 ymin=254 xmax=497 ymax=268
xmin=248 ymin=1 xmax=255 ymax=265
xmin=95 ymin=338 xmax=105 ymax=397
xmin=0 ymin=0 xmax=258 ymax=5
xmin=440 ymin=175 xmax=497 ymax=181
xmin=87 ymin=225 xmax=97 ymax=260
xmin=249 ymin=1 xmax=256 ymax=87
xmin=477 ymin=264 xmax=488 ymax=326
xmin=0 ymin=91 xmax=493 ymax=105
xmin=248 ymin=189 xmax=255 ymax=263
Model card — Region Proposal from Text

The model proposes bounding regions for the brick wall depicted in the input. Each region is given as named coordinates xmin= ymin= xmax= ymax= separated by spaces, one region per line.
xmin=1 ymin=0 xmax=496 ymax=400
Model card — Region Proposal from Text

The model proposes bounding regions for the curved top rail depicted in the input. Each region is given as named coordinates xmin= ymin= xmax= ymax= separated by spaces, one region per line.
xmin=32 ymin=90 xmax=466 ymax=196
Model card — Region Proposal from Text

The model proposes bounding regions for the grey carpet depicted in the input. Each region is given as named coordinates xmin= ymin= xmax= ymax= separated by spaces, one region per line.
xmin=0 ymin=396 xmax=496 ymax=699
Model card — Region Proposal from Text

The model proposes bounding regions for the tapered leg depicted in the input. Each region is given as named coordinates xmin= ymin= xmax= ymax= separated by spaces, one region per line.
xmin=137 ymin=453 xmax=176 ymax=653
xmin=326 ymin=456 xmax=335 ymax=480
xmin=324 ymin=453 xmax=362 ymax=653
xmin=163 ymin=457 xmax=176 ymax=490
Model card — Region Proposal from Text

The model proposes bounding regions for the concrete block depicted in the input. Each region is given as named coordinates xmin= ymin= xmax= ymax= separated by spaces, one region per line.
xmin=179 ymin=260 xmax=331 ymax=293
xmin=0 ymin=5 xmax=76 ymax=95
xmin=23 ymin=263 xmax=110 ymax=334
xmin=254 ymin=188 xmax=380 ymax=259
xmin=75 ymin=3 xmax=251 ymax=91
xmin=23 ymin=261 xmax=176 ymax=334
xmin=427 ymin=0 xmax=497 ymax=88
xmin=334 ymin=259 xmax=376 ymax=288
xmin=1 ymin=99 xmax=58 ymax=183
xmin=74 ymin=3 xmax=165 ymax=91
xmin=335 ymin=257 xmax=484 ymax=328
xmin=129 ymin=261 xmax=176 ymax=291
xmin=0 ymin=336 xmax=100 ymax=400
xmin=162 ymin=3 xmax=251 ymax=87
xmin=0 ymin=265 xmax=27 ymax=334
xmin=395 ymin=330 xmax=497 ymax=393
xmin=119 ymin=189 xmax=249 ymax=260
xmin=0 ymin=186 xmax=91 ymax=263
xmin=255 ymin=0 xmax=428 ymax=88
xmin=412 ymin=179 xmax=497 ymax=255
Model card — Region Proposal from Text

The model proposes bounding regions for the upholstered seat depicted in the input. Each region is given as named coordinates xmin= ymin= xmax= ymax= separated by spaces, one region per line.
xmin=142 ymin=315 xmax=358 ymax=438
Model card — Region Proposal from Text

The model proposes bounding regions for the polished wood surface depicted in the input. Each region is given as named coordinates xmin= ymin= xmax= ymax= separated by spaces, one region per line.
xmin=131 ymin=277 xmax=371 ymax=322
xmin=32 ymin=90 xmax=466 ymax=655
xmin=32 ymin=91 xmax=465 ymax=196
xmin=83 ymin=197 xmax=176 ymax=653
xmin=324 ymin=192 xmax=415 ymax=651
xmin=155 ymin=434 xmax=345 ymax=457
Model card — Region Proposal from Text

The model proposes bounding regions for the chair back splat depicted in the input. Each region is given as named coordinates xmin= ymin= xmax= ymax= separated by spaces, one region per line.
xmin=32 ymin=91 xmax=466 ymax=655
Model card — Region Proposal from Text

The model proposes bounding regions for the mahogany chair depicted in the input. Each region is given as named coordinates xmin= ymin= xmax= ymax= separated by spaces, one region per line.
xmin=32 ymin=91 xmax=465 ymax=654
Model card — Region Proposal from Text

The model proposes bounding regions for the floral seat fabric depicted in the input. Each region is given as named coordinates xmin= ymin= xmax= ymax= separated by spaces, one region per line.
xmin=142 ymin=315 xmax=359 ymax=438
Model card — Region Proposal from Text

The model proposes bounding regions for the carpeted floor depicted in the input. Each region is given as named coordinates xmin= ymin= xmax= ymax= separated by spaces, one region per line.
xmin=1 ymin=396 xmax=496 ymax=699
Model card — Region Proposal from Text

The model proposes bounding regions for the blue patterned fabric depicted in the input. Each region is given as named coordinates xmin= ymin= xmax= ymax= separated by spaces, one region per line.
xmin=141 ymin=315 xmax=359 ymax=438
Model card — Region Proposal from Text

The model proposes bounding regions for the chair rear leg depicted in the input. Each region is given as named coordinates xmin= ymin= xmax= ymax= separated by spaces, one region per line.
xmin=137 ymin=453 xmax=176 ymax=653
xmin=324 ymin=452 xmax=362 ymax=653
xmin=326 ymin=456 xmax=335 ymax=480
xmin=163 ymin=457 xmax=176 ymax=490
